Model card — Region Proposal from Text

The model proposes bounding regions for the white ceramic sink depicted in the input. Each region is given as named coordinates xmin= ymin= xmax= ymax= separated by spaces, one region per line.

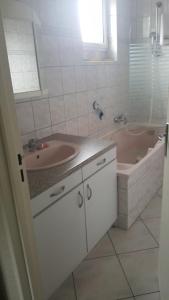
xmin=25 ymin=140 xmax=80 ymax=171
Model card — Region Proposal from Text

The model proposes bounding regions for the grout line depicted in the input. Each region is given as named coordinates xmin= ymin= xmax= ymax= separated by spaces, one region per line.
xmin=116 ymin=297 xmax=135 ymax=300
xmin=107 ymin=232 xmax=136 ymax=300
xmin=72 ymin=272 xmax=78 ymax=300
xmin=140 ymin=218 xmax=160 ymax=247
xmin=85 ymin=253 xmax=116 ymax=261
xmin=116 ymin=246 xmax=159 ymax=256
xmin=84 ymin=246 xmax=159 ymax=262
xmin=133 ymin=290 xmax=160 ymax=297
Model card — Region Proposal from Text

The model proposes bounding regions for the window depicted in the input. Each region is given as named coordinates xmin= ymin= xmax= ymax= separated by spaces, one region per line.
xmin=78 ymin=0 xmax=117 ymax=61
xmin=3 ymin=18 xmax=40 ymax=96
xmin=78 ymin=0 xmax=105 ymax=45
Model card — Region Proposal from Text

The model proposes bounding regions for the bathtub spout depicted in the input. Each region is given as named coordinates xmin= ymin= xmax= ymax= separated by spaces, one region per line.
xmin=114 ymin=113 xmax=128 ymax=125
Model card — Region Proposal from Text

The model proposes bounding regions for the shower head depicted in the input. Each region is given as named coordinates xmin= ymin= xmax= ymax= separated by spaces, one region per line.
xmin=156 ymin=1 xmax=163 ymax=8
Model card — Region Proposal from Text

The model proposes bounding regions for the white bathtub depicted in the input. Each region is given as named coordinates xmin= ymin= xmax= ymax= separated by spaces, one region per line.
xmin=103 ymin=126 xmax=165 ymax=229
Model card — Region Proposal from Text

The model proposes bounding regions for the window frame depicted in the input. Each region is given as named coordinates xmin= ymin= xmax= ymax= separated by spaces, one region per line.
xmin=82 ymin=0 xmax=108 ymax=49
xmin=79 ymin=0 xmax=116 ymax=62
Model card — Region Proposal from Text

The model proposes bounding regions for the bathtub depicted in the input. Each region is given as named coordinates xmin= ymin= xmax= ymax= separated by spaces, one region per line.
xmin=103 ymin=126 xmax=165 ymax=229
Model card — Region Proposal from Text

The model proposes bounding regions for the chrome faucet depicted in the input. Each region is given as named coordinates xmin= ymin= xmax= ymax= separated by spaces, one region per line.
xmin=28 ymin=138 xmax=48 ymax=152
xmin=28 ymin=138 xmax=38 ymax=152
xmin=114 ymin=113 xmax=128 ymax=125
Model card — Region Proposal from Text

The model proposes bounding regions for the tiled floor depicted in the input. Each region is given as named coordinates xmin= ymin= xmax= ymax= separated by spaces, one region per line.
xmin=53 ymin=188 xmax=162 ymax=300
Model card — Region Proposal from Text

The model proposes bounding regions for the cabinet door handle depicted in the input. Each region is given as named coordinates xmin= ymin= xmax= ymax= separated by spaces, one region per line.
xmin=96 ymin=158 xmax=106 ymax=166
xmin=78 ymin=191 xmax=84 ymax=208
xmin=50 ymin=186 xmax=65 ymax=198
xmin=87 ymin=184 xmax=92 ymax=200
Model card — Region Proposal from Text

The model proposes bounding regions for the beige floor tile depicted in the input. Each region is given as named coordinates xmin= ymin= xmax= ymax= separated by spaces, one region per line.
xmin=143 ymin=218 xmax=161 ymax=244
xmin=141 ymin=195 xmax=162 ymax=220
xmin=86 ymin=234 xmax=115 ymax=259
xmin=74 ymin=256 xmax=132 ymax=300
xmin=51 ymin=275 xmax=76 ymax=300
xmin=109 ymin=221 xmax=158 ymax=254
xmin=136 ymin=292 xmax=160 ymax=299
xmin=119 ymin=249 xmax=159 ymax=296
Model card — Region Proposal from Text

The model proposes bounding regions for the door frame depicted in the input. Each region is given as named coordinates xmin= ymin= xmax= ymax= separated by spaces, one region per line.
xmin=159 ymin=127 xmax=169 ymax=298
xmin=0 ymin=11 xmax=42 ymax=300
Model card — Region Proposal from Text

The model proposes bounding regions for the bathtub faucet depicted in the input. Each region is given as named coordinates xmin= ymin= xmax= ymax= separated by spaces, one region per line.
xmin=158 ymin=133 xmax=166 ymax=141
xmin=114 ymin=113 xmax=128 ymax=125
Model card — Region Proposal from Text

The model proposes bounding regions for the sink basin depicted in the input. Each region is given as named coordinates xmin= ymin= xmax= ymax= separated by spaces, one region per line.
xmin=25 ymin=140 xmax=80 ymax=171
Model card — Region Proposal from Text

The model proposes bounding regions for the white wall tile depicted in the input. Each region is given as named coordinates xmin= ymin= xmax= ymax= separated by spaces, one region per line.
xmin=49 ymin=96 xmax=65 ymax=125
xmin=86 ymin=66 xmax=97 ymax=90
xmin=62 ymin=67 xmax=76 ymax=94
xmin=66 ymin=118 xmax=78 ymax=135
xmin=45 ymin=67 xmax=63 ymax=97
xmin=16 ymin=102 xmax=34 ymax=135
xmin=32 ymin=99 xmax=51 ymax=129
xmin=96 ymin=65 xmax=107 ymax=88
xmin=36 ymin=127 xmax=52 ymax=139
xmin=76 ymin=92 xmax=88 ymax=116
xmin=78 ymin=115 xmax=89 ymax=136
xmin=37 ymin=34 xmax=61 ymax=67
xmin=64 ymin=93 xmax=77 ymax=120
xmin=59 ymin=37 xmax=75 ymax=66
xmin=75 ymin=66 xmax=87 ymax=92
xmin=52 ymin=122 xmax=67 ymax=134
xmin=88 ymin=112 xmax=99 ymax=136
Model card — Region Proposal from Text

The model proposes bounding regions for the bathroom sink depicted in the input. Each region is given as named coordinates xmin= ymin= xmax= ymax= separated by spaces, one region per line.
xmin=25 ymin=140 xmax=80 ymax=171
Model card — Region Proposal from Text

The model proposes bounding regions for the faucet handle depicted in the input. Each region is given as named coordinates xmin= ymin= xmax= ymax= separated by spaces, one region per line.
xmin=28 ymin=138 xmax=37 ymax=145
xmin=28 ymin=138 xmax=38 ymax=151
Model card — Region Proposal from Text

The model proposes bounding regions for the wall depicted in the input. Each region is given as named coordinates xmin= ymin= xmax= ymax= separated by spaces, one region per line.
xmin=2 ymin=0 xmax=131 ymax=145
xmin=128 ymin=0 xmax=169 ymax=125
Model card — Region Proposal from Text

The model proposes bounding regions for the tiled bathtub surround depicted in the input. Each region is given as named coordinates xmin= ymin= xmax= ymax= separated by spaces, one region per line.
xmin=103 ymin=127 xmax=165 ymax=229
xmin=8 ymin=0 xmax=131 ymax=145
xmin=117 ymin=141 xmax=164 ymax=229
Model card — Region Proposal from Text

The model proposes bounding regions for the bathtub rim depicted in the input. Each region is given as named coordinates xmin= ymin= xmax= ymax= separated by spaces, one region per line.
xmin=100 ymin=125 xmax=165 ymax=176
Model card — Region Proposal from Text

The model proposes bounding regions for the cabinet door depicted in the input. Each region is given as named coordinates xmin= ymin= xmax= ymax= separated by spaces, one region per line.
xmin=84 ymin=160 xmax=117 ymax=252
xmin=33 ymin=184 xmax=87 ymax=300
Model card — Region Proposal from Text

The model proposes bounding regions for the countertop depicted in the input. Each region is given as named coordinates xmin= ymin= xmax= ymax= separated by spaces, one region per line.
xmin=26 ymin=133 xmax=116 ymax=199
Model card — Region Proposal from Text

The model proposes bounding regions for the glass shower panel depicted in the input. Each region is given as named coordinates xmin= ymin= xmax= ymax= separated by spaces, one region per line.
xmin=129 ymin=43 xmax=152 ymax=123
xmin=152 ymin=46 xmax=169 ymax=123
xmin=128 ymin=0 xmax=169 ymax=126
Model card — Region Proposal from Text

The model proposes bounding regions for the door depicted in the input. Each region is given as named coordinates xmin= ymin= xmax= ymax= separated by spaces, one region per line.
xmin=0 ymin=11 xmax=42 ymax=300
xmin=84 ymin=160 xmax=117 ymax=252
xmin=33 ymin=184 xmax=87 ymax=300
xmin=159 ymin=121 xmax=169 ymax=299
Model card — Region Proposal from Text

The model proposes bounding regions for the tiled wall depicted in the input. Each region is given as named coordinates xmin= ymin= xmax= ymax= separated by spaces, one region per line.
xmin=7 ymin=0 xmax=131 ymax=145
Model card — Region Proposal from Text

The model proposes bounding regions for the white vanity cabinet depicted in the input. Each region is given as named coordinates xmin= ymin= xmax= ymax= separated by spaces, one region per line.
xmin=33 ymin=183 xmax=87 ymax=300
xmin=82 ymin=149 xmax=117 ymax=251
xmin=32 ymin=147 xmax=117 ymax=299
